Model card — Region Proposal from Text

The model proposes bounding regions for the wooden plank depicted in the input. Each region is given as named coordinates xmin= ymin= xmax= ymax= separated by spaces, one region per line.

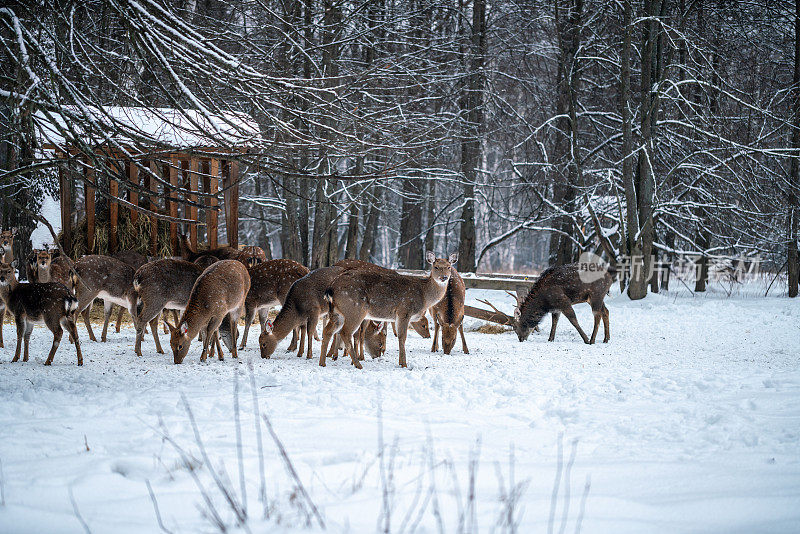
xmin=397 ymin=269 xmax=536 ymax=292
xmin=85 ymin=160 xmax=96 ymax=253
xmin=59 ymin=157 xmax=72 ymax=255
xmin=188 ymin=157 xmax=199 ymax=250
xmin=128 ymin=160 xmax=139 ymax=224
xmin=169 ymin=155 xmax=180 ymax=253
xmin=223 ymin=160 xmax=239 ymax=248
xmin=148 ymin=160 xmax=160 ymax=256
xmin=109 ymin=178 xmax=119 ymax=252
xmin=207 ymin=159 xmax=219 ymax=249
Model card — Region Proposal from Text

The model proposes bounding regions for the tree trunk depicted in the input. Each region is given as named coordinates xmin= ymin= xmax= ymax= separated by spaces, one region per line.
xmin=695 ymin=229 xmax=710 ymax=292
xmin=458 ymin=0 xmax=487 ymax=272
xmin=360 ymin=185 xmax=381 ymax=261
xmin=425 ymin=179 xmax=435 ymax=254
xmin=398 ymin=177 xmax=423 ymax=268
xmin=788 ymin=0 xmax=800 ymax=297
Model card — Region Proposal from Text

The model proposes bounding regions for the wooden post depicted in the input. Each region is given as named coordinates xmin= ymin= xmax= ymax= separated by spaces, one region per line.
xmin=128 ymin=160 xmax=139 ymax=224
xmin=85 ymin=159 xmax=96 ymax=253
xmin=223 ymin=159 xmax=239 ymax=248
xmin=207 ymin=158 xmax=219 ymax=249
xmin=169 ymin=155 xmax=180 ymax=253
xmin=188 ymin=157 xmax=199 ymax=250
xmin=59 ymin=155 xmax=72 ymax=256
xmin=148 ymin=160 xmax=160 ymax=256
xmin=109 ymin=177 xmax=119 ymax=252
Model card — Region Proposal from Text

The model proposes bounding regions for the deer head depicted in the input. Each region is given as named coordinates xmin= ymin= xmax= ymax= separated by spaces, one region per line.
xmin=0 ymin=229 xmax=15 ymax=252
xmin=167 ymin=320 xmax=192 ymax=364
xmin=427 ymin=251 xmax=457 ymax=285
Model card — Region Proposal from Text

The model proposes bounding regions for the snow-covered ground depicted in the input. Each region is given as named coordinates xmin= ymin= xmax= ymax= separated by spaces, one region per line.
xmin=0 ymin=289 xmax=799 ymax=533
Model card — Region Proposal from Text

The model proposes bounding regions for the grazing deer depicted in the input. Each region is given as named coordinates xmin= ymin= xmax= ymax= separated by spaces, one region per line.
xmin=167 ymin=259 xmax=250 ymax=364
xmin=237 ymin=246 xmax=268 ymax=268
xmin=327 ymin=319 xmax=387 ymax=362
xmin=0 ymin=229 xmax=15 ymax=264
xmin=131 ymin=259 xmax=205 ymax=356
xmin=321 ymin=252 xmax=457 ymax=369
xmin=431 ymin=266 xmax=469 ymax=355
xmin=70 ymin=255 xmax=136 ymax=342
xmin=0 ymin=262 xmax=83 ymax=365
xmin=219 ymin=259 xmax=309 ymax=350
xmin=259 ymin=266 xmax=344 ymax=360
xmin=512 ymin=263 xmax=613 ymax=344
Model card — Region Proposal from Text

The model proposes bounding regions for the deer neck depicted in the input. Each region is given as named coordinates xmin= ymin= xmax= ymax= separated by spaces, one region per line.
xmin=422 ymin=273 xmax=449 ymax=308
xmin=271 ymin=306 xmax=298 ymax=341
xmin=519 ymin=293 xmax=547 ymax=328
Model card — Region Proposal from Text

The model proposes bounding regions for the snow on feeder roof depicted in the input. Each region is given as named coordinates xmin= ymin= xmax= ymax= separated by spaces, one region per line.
xmin=35 ymin=106 xmax=259 ymax=150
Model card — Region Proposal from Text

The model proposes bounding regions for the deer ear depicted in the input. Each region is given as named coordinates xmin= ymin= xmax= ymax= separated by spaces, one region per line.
xmin=180 ymin=323 xmax=189 ymax=336
xmin=426 ymin=251 xmax=436 ymax=264
xmin=448 ymin=252 xmax=458 ymax=265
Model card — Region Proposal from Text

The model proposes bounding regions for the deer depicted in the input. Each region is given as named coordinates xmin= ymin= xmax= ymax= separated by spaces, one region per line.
xmin=166 ymin=259 xmax=250 ymax=364
xmin=218 ymin=259 xmax=309 ymax=350
xmin=0 ymin=262 xmax=83 ymax=365
xmin=466 ymin=262 xmax=613 ymax=344
xmin=32 ymin=249 xmax=72 ymax=286
xmin=326 ymin=319 xmax=387 ymax=363
xmin=179 ymin=234 xmax=240 ymax=262
xmin=193 ymin=254 xmax=219 ymax=271
xmin=431 ymin=266 xmax=469 ymax=355
xmin=131 ymin=258 xmax=205 ymax=356
xmin=70 ymin=255 xmax=136 ymax=342
xmin=258 ymin=266 xmax=345 ymax=361
xmin=320 ymin=252 xmax=458 ymax=369
xmin=0 ymin=229 xmax=15 ymax=265
xmin=0 ymin=246 xmax=6 ymax=347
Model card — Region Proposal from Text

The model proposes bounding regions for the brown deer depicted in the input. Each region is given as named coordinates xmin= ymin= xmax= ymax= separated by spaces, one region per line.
xmin=70 ymin=255 xmax=136 ymax=342
xmin=326 ymin=320 xmax=387 ymax=362
xmin=32 ymin=249 xmax=72 ymax=286
xmin=167 ymin=259 xmax=250 ymax=364
xmin=431 ymin=266 xmax=469 ymax=355
xmin=220 ymin=259 xmax=309 ymax=350
xmin=512 ymin=263 xmax=613 ymax=344
xmin=320 ymin=252 xmax=457 ymax=369
xmin=131 ymin=258 xmax=205 ymax=356
xmin=0 ymin=229 xmax=15 ymax=264
xmin=258 ymin=266 xmax=344 ymax=360
xmin=0 ymin=262 xmax=83 ymax=365
xmin=107 ymin=250 xmax=150 ymax=332
xmin=237 ymin=246 xmax=268 ymax=268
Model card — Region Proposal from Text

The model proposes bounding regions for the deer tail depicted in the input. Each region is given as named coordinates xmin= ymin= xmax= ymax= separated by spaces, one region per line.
xmin=64 ymin=295 xmax=79 ymax=314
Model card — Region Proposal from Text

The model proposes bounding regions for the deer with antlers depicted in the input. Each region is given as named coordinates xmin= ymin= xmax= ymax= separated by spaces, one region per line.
xmin=469 ymin=262 xmax=613 ymax=344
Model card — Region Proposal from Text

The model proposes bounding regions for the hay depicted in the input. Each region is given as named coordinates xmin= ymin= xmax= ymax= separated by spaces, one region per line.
xmin=61 ymin=207 xmax=174 ymax=259
xmin=476 ymin=323 xmax=510 ymax=334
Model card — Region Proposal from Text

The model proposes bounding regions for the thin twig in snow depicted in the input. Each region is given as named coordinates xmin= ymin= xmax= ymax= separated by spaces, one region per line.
xmin=233 ymin=370 xmax=248 ymax=519
xmin=248 ymin=361 xmax=268 ymax=517
xmin=145 ymin=479 xmax=174 ymax=534
xmin=69 ymin=486 xmax=92 ymax=534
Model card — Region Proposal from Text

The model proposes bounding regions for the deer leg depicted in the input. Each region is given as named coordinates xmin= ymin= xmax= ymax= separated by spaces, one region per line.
xmin=23 ymin=320 xmax=34 ymax=362
xmin=115 ymin=305 xmax=124 ymax=332
xmin=161 ymin=311 xmax=169 ymax=334
xmin=150 ymin=317 xmax=164 ymax=354
xmin=391 ymin=322 xmax=397 ymax=337
xmin=589 ymin=309 xmax=602 ymax=345
xmin=396 ymin=315 xmax=410 ymax=368
xmin=287 ymin=327 xmax=299 ymax=352
xmin=199 ymin=326 xmax=213 ymax=363
xmin=601 ymin=304 xmax=610 ymax=343
xmin=239 ymin=306 xmax=256 ymax=349
xmin=101 ymin=301 xmax=113 ymax=342
xmin=296 ymin=325 xmax=306 ymax=358
xmin=459 ymin=323 xmax=469 ymax=354
xmin=214 ymin=330 xmax=225 ymax=361
xmin=357 ymin=324 xmax=366 ymax=361
xmin=320 ymin=315 xmax=343 ymax=367
xmin=82 ymin=305 xmax=97 ymax=342
xmin=12 ymin=315 xmax=25 ymax=362
xmin=306 ymin=311 xmax=322 ymax=360
xmin=44 ymin=325 xmax=64 ymax=366
xmin=64 ymin=317 xmax=83 ymax=366
xmin=227 ymin=313 xmax=238 ymax=359
xmin=431 ymin=319 xmax=440 ymax=352
xmin=548 ymin=312 xmax=560 ymax=342
xmin=561 ymin=305 xmax=590 ymax=344
xmin=0 ymin=307 xmax=4 ymax=348
xmin=338 ymin=315 xmax=364 ymax=370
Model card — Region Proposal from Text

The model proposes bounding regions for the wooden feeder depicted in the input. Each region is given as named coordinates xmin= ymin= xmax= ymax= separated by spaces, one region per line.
xmin=37 ymin=107 xmax=256 ymax=256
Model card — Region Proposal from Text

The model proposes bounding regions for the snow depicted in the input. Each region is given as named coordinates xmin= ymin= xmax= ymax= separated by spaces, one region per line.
xmin=33 ymin=106 xmax=259 ymax=149
xmin=29 ymin=194 xmax=62 ymax=249
xmin=0 ymin=289 xmax=799 ymax=533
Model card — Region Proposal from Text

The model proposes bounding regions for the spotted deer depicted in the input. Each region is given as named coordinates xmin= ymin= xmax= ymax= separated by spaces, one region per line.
xmin=131 ymin=259 xmax=205 ymax=356
xmin=0 ymin=262 xmax=83 ymax=365
xmin=219 ymin=259 xmax=309 ymax=350
xmin=258 ymin=266 xmax=344 ymax=360
xmin=70 ymin=255 xmax=136 ymax=342
xmin=321 ymin=252 xmax=457 ymax=369
xmin=32 ymin=249 xmax=72 ymax=286
xmin=167 ymin=259 xmax=250 ymax=364
xmin=326 ymin=319 xmax=387 ymax=362
xmin=431 ymin=266 xmax=469 ymax=355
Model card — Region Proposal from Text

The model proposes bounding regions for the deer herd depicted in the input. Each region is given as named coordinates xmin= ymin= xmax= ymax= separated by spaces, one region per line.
xmin=0 ymin=227 xmax=614 ymax=368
